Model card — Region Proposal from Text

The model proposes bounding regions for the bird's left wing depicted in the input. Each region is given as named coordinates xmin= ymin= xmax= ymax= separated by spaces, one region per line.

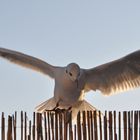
xmin=84 ymin=50 xmax=140 ymax=95
xmin=0 ymin=48 xmax=56 ymax=78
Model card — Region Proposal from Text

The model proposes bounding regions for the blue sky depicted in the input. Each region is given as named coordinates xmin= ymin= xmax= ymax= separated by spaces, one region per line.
xmin=0 ymin=0 xmax=140 ymax=117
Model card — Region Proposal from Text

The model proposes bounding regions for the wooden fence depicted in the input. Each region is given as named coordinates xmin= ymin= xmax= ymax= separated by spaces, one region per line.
xmin=1 ymin=110 xmax=140 ymax=140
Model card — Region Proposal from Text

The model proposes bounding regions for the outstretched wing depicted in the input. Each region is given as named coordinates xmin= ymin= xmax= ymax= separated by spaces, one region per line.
xmin=0 ymin=48 xmax=55 ymax=78
xmin=84 ymin=50 xmax=140 ymax=95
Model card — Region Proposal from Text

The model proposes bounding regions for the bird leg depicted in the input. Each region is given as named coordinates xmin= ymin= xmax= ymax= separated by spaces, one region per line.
xmin=45 ymin=101 xmax=72 ymax=113
xmin=45 ymin=101 xmax=60 ymax=112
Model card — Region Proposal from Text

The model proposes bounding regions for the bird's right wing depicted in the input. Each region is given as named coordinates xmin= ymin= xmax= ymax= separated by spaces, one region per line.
xmin=0 ymin=48 xmax=56 ymax=78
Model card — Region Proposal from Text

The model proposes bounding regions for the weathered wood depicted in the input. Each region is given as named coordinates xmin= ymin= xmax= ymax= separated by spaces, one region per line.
xmin=130 ymin=111 xmax=133 ymax=140
xmin=32 ymin=112 xmax=36 ymax=140
xmin=13 ymin=111 xmax=17 ymax=140
xmin=87 ymin=111 xmax=91 ymax=140
xmin=24 ymin=112 xmax=27 ymax=140
xmin=77 ymin=112 xmax=81 ymax=140
xmin=139 ymin=111 xmax=140 ymax=140
xmin=74 ymin=125 xmax=76 ymax=140
xmin=21 ymin=111 xmax=23 ymax=140
xmin=114 ymin=111 xmax=117 ymax=140
xmin=59 ymin=112 xmax=63 ymax=140
xmin=82 ymin=111 xmax=87 ymax=140
xmin=44 ymin=112 xmax=47 ymax=140
xmin=68 ymin=111 xmax=73 ymax=140
xmin=1 ymin=110 xmax=140 ymax=140
xmin=37 ymin=113 xmax=43 ymax=140
xmin=90 ymin=111 xmax=94 ymax=140
xmin=1 ymin=112 xmax=5 ymax=140
xmin=109 ymin=111 xmax=113 ymax=140
xmin=7 ymin=115 xmax=12 ymax=140
xmin=104 ymin=111 xmax=107 ymax=140
xmin=47 ymin=112 xmax=51 ymax=140
xmin=128 ymin=111 xmax=131 ymax=140
xmin=118 ymin=112 xmax=121 ymax=140
xmin=123 ymin=111 xmax=127 ymax=140
xmin=134 ymin=111 xmax=138 ymax=140
xmin=28 ymin=120 xmax=31 ymax=140
xmin=99 ymin=111 xmax=102 ymax=140
xmin=55 ymin=112 xmax=58 ymax=140
xmin=64 ymin=111 xmax=68 ymax=140
xmin=94 ymin=111 xmax=98 ymax=140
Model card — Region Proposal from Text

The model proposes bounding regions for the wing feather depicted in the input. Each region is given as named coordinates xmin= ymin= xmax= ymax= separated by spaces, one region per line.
xmin=84 ymin=50 xmax=140 ymax=95
xmin=0 ymin=48 xmax=55 ymax=78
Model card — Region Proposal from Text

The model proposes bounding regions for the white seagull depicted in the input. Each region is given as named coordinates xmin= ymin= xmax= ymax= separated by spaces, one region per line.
xmin=0 ymin=48 xmax=140 ymax=116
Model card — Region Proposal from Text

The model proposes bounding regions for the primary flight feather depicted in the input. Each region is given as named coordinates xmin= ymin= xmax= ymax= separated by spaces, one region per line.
xmin=0 ymin=48 xmax=140 ymax=116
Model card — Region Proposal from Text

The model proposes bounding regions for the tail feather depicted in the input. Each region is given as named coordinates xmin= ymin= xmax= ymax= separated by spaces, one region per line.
xmin=35 ymin=97 xmax=56 ymax=113
xmin=71 ymin=100 xmax=98 ymax=119
xmin=35 ymin=98 xmax=100 ymax=121
xmin=73 ymin=100 xmax=97 ymax=111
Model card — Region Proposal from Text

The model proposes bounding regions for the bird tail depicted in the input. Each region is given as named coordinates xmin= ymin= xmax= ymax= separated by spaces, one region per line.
xmin=35 ymin=98 xmax=102 ymax=121
xmin=35 ymin=97 xmax=56 ymax=113
xmin=73 ymin=100 xmax=97 ymax=111
xmin=35 ymin=99 xmax=102 ymax=123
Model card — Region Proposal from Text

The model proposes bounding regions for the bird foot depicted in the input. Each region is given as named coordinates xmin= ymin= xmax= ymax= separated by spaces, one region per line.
xmin=45 ymin=102 xmax=72 ymax=113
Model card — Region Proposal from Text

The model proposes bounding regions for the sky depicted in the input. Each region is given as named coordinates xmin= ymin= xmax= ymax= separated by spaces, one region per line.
xmin=0 ymin=0 xmax=140 ymax=118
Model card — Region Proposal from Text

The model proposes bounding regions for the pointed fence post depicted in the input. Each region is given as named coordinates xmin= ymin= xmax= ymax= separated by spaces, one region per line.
xmin=7 ymin=115 xmax=12 ymax=140
xmin=118 ymin=112 xmax=121 ymax=140
xmin=13 ymin=111 xmax=17 ymax=140
xmin=77 ymin=112 xmax=81 ymax=140
xmin=123 ymin=111 xmax=127 ymax=140
xmin=21 ymin=111 xmax=23 ymax=140
xmin=1 ymin=112 xmax=5 ymax=140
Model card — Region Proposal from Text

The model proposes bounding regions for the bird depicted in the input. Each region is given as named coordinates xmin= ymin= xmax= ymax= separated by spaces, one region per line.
xmin=0 ymin=48 xmax=140 ymax=118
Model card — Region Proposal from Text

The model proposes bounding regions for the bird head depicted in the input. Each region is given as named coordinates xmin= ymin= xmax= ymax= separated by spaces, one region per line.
xmin=65 ymin=63 xmax=81 ymax=83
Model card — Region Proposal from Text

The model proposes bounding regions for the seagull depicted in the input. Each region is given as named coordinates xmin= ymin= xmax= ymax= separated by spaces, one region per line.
xmin=0 ymin=48 xmax=140 ymax=117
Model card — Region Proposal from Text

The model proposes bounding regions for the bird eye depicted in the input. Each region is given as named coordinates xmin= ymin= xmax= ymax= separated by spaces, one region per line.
xmin=69 ymin=72 xmax=72 ymax=76
xmin=66 ymin=70 xmax=68 ymax=73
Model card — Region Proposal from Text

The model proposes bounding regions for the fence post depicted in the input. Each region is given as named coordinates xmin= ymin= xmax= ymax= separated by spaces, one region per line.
xmin=134 ymin=111 xmax=138 ymax=140
xmin=74 ymin=125 xmax=76 ymax=140
xmin=24 ymin=112 xmax=27 ymax=140
xmin=37 ymin=113 xmax=43 ymax=140
xmin=68 ymin=111 xmax=73 ymax=140
xmin=50 ymin=113 xmax=55 ymax=140
xmin=59 ymin=112 xmax=63 ymax=140
xmin=128 ymin=111 xmax=133 ymax=140
xmin=123 ymin=111 xmax=127 ymax=140
xmin=94 ymin=111 xmax=98 ymax=140
xmin=7 ymin=115 xmax=12 ymax=140
xmin=118 ymin=112 xmax=121 ymax=140
xmin=64 ymin=111 xmax=68 ymax=140
xmin=104 ymin=111 xmax=107 ymax=140
xmin=28 ymin=120 xmax=31 ymax=140
xmin=114 ymin=111 xmax=117 ymax=140
xmin=55 ymin=112 xmax=58 ymax=140
xmin=47 ymin=112 xmax=51 ymax=140
xmin=87 ymin=111 xmax=91 ymax=140
xmin=2 ymin=110 xmax=140 ymax=140
xmin=44 ymin=112 xmax=47 ymax=140
xmin=32 ymin=112 xmax=36 ymax=140
xmin=82 ymin=111 xmax=87 ymax=140
xmin=21 ymin=111 xmax=23 ymax=140
xmin=90 ymin=111 xmax=94 ymax=140
xmin=13 ymin=112 xmax=17 ymax=140
xmin=1 ymin=112 xmax=5 ymax=140
xmin=109 ymin=111 xmax=113 ymax=140
xmin=77 ymin=112 xmax=81 ymax=140
xmin=99 ymin=111 xmax=102 ymax=140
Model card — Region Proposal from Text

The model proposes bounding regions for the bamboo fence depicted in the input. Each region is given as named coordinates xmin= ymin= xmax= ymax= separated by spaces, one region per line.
xmin=1 ymin=110 xmax=140 ymax=140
